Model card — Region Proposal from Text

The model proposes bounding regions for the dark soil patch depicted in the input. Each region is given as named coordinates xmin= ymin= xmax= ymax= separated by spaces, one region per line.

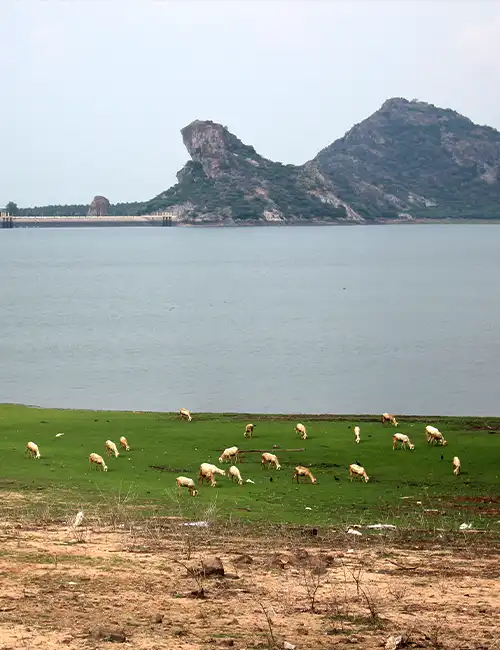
xmin=149 ymin=465 xmax=191 ymax=473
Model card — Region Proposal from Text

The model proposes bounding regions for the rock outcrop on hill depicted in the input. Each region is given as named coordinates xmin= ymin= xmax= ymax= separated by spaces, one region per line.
xmin=88 ymin=196 xmax=110 ymax=217
xmin=143 ymin=120 xmax=355 ymax=223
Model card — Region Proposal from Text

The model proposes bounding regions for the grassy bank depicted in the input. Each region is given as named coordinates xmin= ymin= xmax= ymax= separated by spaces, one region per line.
xmin=0 ymin=404 xmax=499 ymax=532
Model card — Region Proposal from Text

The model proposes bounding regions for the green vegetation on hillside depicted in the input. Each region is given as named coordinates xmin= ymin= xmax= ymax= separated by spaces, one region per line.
xmin=1 ymin=405 xmax=499 ymax=531
xmin=142 ymin=156 xmax=348 ymax=221
xmin=315 ymin=98 xmax=500 ymax=219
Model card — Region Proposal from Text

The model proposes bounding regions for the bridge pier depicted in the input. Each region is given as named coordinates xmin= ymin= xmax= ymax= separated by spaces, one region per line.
xmin=1 ymin=215 xmax=14 ymax=229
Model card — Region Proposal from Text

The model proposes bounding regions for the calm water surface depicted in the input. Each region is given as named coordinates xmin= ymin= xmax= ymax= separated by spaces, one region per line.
xmin=1 ymin=225 xmax=499 ymax=415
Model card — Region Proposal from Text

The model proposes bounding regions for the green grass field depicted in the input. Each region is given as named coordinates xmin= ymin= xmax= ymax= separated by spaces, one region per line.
xmin=0 ymin=404 xmax=499 ymax=530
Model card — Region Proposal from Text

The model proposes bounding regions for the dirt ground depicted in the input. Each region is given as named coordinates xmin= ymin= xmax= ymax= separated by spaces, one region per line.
xmin=0 ymin=512 xmax=499 ymax=650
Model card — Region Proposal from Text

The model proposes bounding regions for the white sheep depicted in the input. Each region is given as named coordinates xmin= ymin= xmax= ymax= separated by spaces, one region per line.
xmin=219 ymin=446 xmax=240 ymax=464
xmin=354 ymin=426 xmax=361 ymax=444
xmin=295 ymin=423 xmax=307 ymax=440
xmin=426 ymin=426 xmax=447 ymax=446
xmin=89 ymin=452 xmax=108 ymax=472
xmin=261 ymin=452 xmax=281 ymax=470
xmin=382 ymin=413 xmax=398 ymax=427
xmin=105 ymin=439 xmax=119 ymax=458
xmin=198 ymin=462 xmax=226 ymax=486
xmin=293 ymin=466 xmax=317 ymax=484
xmin=244 ymin=423 xmax=254 ymax=438
xmin=179 ymin=408 xmax=192 ymax=421
xmin=119 ymin=436 xmax=130 ymax=451
xmin=349 ymin=463 xmax=369 ymax=482
xmin=26 ymin=441 xmax=40 ymax=459
xmin=228 ymin=465 xmax=243 ymax=485
xmin=453 ymin=456 xmax=461 ymax=476
xmin=176 ymin=476 xmax=198 ymax=496
xmin=392 ymin=432 xmax=415 ymax=451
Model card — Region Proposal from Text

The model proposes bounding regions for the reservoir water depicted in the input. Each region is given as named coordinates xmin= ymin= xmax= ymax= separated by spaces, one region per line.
xmin=1 ymin=224 xmax=499 ymax=415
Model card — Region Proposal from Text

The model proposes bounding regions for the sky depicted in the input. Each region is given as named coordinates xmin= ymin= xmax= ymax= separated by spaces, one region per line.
xmin=2 ymin=0 xmax=500 ymax=207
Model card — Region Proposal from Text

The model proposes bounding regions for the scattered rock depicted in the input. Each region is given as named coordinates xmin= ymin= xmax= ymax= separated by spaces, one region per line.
xmin=385 ymin=635 xmax=404 ymax=650
xmin=201 ymin=556 xmax=225 ymax=577
xmin=189 ymin=556 xmax=225 ymax=577
xmin=294 ymin=548 xmax=310 ymax=563
xmin=172 ymin=627 xmax=188 ymax=637
xmin=233 ymin=554 xmax=253 ymax=565
xmin=153 ymin=613 xmax=163 ymax=624
xmin=268 ymin=554 xmax=286 ymax=570
xmin=284 ymin=642 xmax=296 ymax=650
xmin=219 ymin=640 xmax=235 ymax=647
xmin=324 ymin=553 xmax=337 ymax=566
xmin=89 ymin=627 xmax=127 ymax=642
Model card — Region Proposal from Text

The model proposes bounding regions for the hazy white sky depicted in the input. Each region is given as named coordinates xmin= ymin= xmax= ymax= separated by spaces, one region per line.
xmin=2 ymin=0 xmax=500 ymax=206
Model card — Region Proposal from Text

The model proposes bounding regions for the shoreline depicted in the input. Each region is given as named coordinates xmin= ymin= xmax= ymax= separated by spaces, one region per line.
xmin=2 ymin=402 xmax=498 ymax=419
xmin=3 ymin=216 xmax=500 ymax=229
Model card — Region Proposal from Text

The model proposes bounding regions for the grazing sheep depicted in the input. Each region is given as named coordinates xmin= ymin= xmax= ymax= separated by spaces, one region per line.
xmin=26 ymin=441 xmax=41 ymax=459
xmin=392 ymin=433 xmax=415 ymax=451
xmin=89 ymin=453 xmax=108 ymax=472
xmin=176 ymin=476 xmax=198 ymax=496
xmin=198 ymin=462 xmax=225 ymax=486
xmin=293 ymin=466 xmax=317 ymax=484
xmin=219 ymin=446 xmax=240 ymax=464
xmin=119 ymin=436 xmax=130 ymax=451
xmin=228 ymin=465 xmax=243 ymax=485
xmin=426 ymin=426 xmax=447 ymax=446
xmin=354 ymin=426 xmax=361 ymax=444
xmin=453 ymin=456 xmax=461 ymax=476
xmin=179 ymin=408 xmax=192 ymax=422
xmin=382 ymin=413 xmax=398 ymax=427
xmin=244 ymin=423 xmax=254 ymax=438
xmin=105 ymin=439 xmax=119 ymax=458
xmin=349 ymin=463 xmax=369 ymax=482
xmin=261 ymin=452 xmax=281 ymax=470
xmin=295 ymin=423 xmax=307 ymax=440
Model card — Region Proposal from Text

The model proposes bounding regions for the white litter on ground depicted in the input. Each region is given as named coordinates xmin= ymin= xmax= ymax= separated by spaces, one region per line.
xmin=246 ymin=479 xmax=255 ymax=484
xmin=365 ymin=524 xmax=397 ymax=529
xmin=182 ymin=521 xmax=209 ymax=527
xmin=459 ymin=523 xmax=472 ymax=530
xmin=347 ymin=528 xmax=362 ymax=536
xmin=55 ymin=433 xmax=65 ymax=437
xmin=305 ymin=507 xmax=312 ymax=510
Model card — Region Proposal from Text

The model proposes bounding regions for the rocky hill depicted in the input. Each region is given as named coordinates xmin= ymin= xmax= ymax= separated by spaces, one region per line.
xmin=313 ymin=97 xmax=500 ymax=219
xmin=142 ymin=120 xmax=355 ymax=223
xmin=141 ymin=98 xmax=500 ymax=223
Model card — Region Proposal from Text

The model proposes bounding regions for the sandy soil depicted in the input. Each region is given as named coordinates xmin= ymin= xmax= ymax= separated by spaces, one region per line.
xmin=0 ymin=513 xmax=499 ymax=650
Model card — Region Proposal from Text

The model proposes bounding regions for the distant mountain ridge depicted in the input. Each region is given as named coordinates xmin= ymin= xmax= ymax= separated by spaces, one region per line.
xmin=18 ymin=98 xmax=500 ymax=222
